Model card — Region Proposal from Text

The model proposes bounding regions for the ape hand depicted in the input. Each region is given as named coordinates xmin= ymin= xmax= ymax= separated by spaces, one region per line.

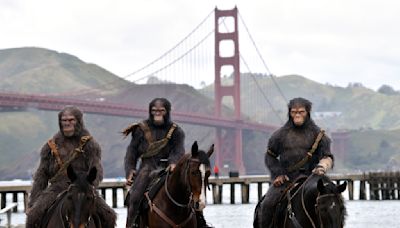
xmin=312 ymin=165 xmax=326 ymax=175
xmin=273 ymin=175 xmax=289 ymax=187
xmin=126 ymin=169 xmax=136 ymax=186
xmin=312 ymin=157 xmax=332 ymax=175
xmin=168 ymin=164 xmax=176 ymax=172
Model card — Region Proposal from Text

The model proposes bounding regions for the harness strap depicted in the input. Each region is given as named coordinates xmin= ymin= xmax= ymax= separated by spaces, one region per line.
xmin=49 ymin=135 xmax=92 ymax=183
xmin=145 ymin=192 xmax=194 ymax=228
xmin=139 ymin=121 xmax=154 ymax=144
xmin=141 ymin=123 xmax=177 ymax=159
xmin=48 ymin=139 xmax=63 ymax=167
xmin=266 ymin=149 xmax=278 ymax=158
xmin=287 ymin=130 xmax=325 ymax=172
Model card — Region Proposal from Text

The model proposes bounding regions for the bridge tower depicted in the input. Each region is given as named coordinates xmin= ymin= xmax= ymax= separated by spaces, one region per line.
xmin=214 ymin=7 xmax=245 ymax=174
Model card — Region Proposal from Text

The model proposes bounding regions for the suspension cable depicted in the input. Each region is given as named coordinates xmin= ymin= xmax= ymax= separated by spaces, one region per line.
xmin=238 ymin=11 xmax=288 ymax=103
xmin=221 ymin=19 xmax=284 ymax=124
xmin=125 ymin=9 xmax=215 ymax=81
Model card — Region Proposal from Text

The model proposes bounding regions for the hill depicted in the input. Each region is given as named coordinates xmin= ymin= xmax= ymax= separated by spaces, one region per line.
xmin=0 ymin=47 xmax=399 ymax=179
xmin=200 ymin=74 xmax=400 ymax=130
xmin=0 ymin=47 xmax=230 ymax=179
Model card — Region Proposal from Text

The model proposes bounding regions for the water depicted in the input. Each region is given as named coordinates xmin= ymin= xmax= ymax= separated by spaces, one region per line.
xmin=1 ymin=182 xmax=400 ymax=227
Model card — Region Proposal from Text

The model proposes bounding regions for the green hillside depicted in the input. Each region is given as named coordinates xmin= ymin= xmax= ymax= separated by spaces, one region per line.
xmin=0 ymin=47 xmax=399 ymax=179
xmin=0 ymin=47 xmax=127 ymax=94
xmin=201 ymin=74 xmax=400 ymax=130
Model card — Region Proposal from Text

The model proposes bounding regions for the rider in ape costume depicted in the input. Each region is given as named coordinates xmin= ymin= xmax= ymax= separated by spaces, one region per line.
xmin=255 ymin=97 xmax=334 ymax=228
xmin=26 ymin=106 xmax=116 ymax=228
xmin=123 ymin=98 xmax=212 ymax=228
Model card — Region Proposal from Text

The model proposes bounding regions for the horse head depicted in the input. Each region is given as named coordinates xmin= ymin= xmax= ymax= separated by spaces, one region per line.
xmin=187 ymin=141 xmax=213 ymax=211
xmin=314 ymin=175 xmax=347 ymax=228
xmin=63 ymin=165 xmax=97 ymax=228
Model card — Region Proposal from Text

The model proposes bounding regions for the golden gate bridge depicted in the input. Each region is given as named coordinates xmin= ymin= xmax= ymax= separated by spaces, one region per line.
xmin=0 ymin=7 xmax=348 ymax=174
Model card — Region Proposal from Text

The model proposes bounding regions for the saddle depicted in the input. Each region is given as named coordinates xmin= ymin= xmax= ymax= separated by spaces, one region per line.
xmin=272 ymin=176 xmax=308 ymax=228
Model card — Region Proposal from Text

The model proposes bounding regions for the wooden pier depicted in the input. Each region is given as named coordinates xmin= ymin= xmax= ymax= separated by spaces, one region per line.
xmin=1 ymin=171 xmax=399 ymax=212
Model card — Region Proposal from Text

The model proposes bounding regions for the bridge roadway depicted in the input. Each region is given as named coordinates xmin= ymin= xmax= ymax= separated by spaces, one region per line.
xmin=0 ymin=92 xmax=276 ymax=133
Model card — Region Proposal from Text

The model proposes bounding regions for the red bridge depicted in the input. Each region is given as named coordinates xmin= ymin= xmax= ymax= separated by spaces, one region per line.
xmin=0 ymin=7 xmax=348 ymax=174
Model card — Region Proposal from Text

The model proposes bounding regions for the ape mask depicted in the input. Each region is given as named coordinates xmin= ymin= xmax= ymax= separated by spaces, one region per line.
xmin=148 ymin=98 xmax=171 ymax=126
xmin=58 ymin=106 xmax=85 ymax=137
xmin=287 ymin=97 xmax=312 ymax=127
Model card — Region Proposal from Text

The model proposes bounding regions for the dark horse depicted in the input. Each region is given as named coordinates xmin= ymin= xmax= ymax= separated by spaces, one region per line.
xmin=139 ymin=141 xmax=214 ymax=228
xmin=42 ymin=165 xmax=100 ymax=228
xmin=254 ymin=174 xmax=347 ymax=228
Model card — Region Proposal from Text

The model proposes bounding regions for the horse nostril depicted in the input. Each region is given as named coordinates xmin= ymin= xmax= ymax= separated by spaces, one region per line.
xmin=194 ymin=202 xmax=200 ymax=210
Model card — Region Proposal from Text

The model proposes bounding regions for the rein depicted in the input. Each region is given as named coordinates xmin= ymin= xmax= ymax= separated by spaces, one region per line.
xmin=289 ymin=175 xmax=342 ymax=228
xmin=145 ymin=157 xmax=202 ymax=227
xmin=58 ymin=184 xmax=96 ymax=228
xmin=165 ymin=168 xmax=193 ymax=208
xmin=315 ymin=193 xmax=341 ymax=228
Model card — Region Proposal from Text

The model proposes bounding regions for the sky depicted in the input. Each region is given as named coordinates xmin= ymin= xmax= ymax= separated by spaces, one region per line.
xmin=1 ymin=0 xmax=399 ymax=91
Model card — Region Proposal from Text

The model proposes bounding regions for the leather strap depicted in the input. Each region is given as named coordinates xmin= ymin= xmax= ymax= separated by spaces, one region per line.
xmin=145 ymin=192 xmax=194 ymax=228
xmin=48 ymin=139 xmax=63 ymax=167
xmin=287 ymin=130 xmax=325 ymax=173
xmin=49 ymin=135 xmax=92 ymax=183
xmin=139 ymin=121 xmax=153 ymax=144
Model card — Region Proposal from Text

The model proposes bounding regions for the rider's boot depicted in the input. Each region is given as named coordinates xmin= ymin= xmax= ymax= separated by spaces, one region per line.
xmin=196 ymin=211 xmax=214 ymax=228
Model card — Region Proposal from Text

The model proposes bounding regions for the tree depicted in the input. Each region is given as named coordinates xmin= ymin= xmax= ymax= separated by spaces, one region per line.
xmin=377 ymin=84 xmax=398 ymax=95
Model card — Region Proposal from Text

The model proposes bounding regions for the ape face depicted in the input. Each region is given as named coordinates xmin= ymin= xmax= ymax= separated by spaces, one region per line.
xmin=290 ymin=106 xmax=307 ymax=126
xmin=151 ymin=100 xmax=167 ymax=126
xmin=61 ymin=111 xmax=77 ymax=137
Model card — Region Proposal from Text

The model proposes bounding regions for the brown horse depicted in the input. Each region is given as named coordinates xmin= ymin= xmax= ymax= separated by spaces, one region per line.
xmin=139 ymin=141 xmax=214 ymax=228
xmin=42 ymin=165 xmax=101 ymax=228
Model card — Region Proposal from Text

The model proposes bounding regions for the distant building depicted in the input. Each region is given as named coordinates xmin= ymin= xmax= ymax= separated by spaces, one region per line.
xmin=313 ymin=111 xmax=342 ymax=120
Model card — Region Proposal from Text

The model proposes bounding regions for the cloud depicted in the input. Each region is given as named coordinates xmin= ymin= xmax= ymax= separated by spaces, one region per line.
xmin=1 ymin=0 xmax=399 ymax=90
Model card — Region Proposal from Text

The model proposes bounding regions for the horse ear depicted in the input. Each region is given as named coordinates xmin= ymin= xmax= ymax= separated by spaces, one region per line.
xmin=337 ymin=181 xmax=347 ymax=193
xmin=317 ymin=179 xmax=326 ymax=194
xmin=87 ymin=167 xmax=97 ymax=184
xmin=191 ymin=141 xmax=199 ymax=156
xmin=67 ymin=165 xmax=77 ymax=182
xmin=207 ymin=144 xmax=214 ymax=157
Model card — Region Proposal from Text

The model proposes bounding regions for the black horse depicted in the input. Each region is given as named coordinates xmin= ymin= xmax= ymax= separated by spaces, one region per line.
xmin=254 ymin=174 xmax=347 ymax=228
xmin=42 ymin=165 xmax=100 ymax=228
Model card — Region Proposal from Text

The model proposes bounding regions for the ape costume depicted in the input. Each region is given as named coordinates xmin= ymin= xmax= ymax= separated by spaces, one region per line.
xmin=26 ymin=106 xmax=116 ymax=228
xmin=255 ymin=98 xmax=334 ymax=228
xmin=123 ymin=98 xmax=212 ymax=228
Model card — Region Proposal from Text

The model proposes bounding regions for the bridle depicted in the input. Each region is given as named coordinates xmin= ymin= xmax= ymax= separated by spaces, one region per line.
xmin=314 ymin=193 xmax=343 ymax=228
xmin=300 ymin=179 xmax=343 ymax=228
xmin=283 ymin=176 xmax=343 ymax=228
xmin=145 ymin=157 xmax=207 ymax=228
xmin=60 ymin=184 xmax=96 ymax=228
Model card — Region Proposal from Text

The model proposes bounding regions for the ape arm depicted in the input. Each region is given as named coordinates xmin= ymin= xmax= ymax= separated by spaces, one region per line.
xmin=264 ymin=131 xmax=286 ymax=179
xmin=28 ymin=144 xmax=51 ymax=208
xmin=124 ymin=127 xmax=143 ymax=179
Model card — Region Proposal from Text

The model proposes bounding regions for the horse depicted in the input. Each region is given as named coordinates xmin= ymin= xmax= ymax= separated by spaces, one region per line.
xmin=42 ymin=165 xmax=100 ymax=228
xmin=139 ymin=141 xmax=214 ymax=228
xmin=254 ymin=174 xmax=347 ymax=228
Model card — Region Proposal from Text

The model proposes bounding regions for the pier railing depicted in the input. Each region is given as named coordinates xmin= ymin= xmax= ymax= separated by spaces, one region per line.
xmin=1 ymin=171 xmax=399 ymax=212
